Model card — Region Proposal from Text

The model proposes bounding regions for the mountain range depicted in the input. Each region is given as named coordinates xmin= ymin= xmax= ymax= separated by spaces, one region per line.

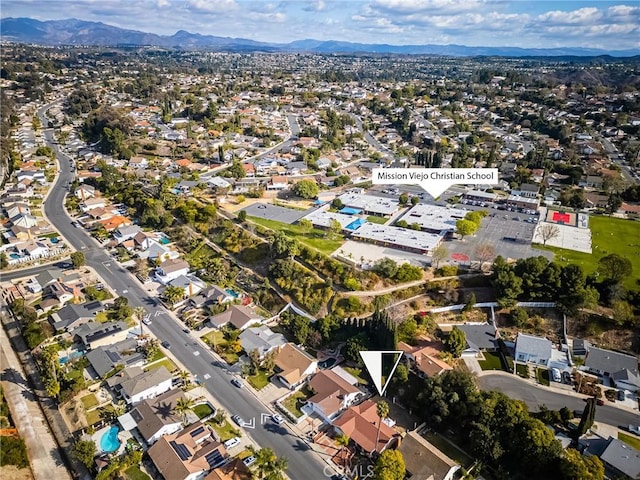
xmin=2 ymin=17 xmax=639 ymax=57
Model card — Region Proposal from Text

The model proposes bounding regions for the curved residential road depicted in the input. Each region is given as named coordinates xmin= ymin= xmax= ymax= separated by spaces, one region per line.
xmin=37 ymin=105 xmax=329 ymax=479
xmin=478 ymin=372 xmax=640 ymax=427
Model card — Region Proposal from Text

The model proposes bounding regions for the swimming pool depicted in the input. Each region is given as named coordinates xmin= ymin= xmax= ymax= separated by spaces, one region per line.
xmin=99 ymin=426 xmax=121 ymax=453
xmin=319 ymin=358 xmax=337 ymax=369
xmin=225 ymin=289 xmax=239 ymax=298
xmin=9 ymin=253 xmax=22 ymax=260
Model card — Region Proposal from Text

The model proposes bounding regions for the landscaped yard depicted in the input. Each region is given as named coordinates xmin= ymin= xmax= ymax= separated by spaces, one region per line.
xmin=248 ymin=216 xmax=344 ymax=255
xmin=85 ymin=409 xmax=101 ymax=426
xmin=80 ymin=393 xmax=99 ymax=410
xmin=478 ymin=352 xmax=504 ymax=371
xmin=208 ymin=420 xmax=240 ymax=442
xmin=125 ymin=466 xmax=151 ymax=480
xmin=366 ymin=215 xmax=388 ymax=225
xmin=147 ymin=350 xmax=166 ymax=363
xmin=535 ymin=216 xmax=640 ymax=290
xmin=281 ymin=386 xmax=313 ymax=418
xmin=193 ymin=403 xmax=215 ymax=419
xmin=536 ymin=367 xmax=550 ymax=386
xmin=201 ymin=331 xmax=239 ymax=365
xmin=516 ymin=363 xmax=528 ymax=378
xmin=144 ymin=358 xmax=177 ymax=373
xmin=342 ymin=366 xmax=369 ymax=385
xmin=247 ymin=369 xmax=270 ymax=390
xmin=618 ymin=432 xmax=640 ymax=450
xmin=423 ymin=431 xmax=474 ymax=468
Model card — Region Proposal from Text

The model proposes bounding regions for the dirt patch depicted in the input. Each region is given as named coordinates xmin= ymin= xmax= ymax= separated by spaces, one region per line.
xmin=0 ymin=465 xmax=34 ymax=480
xmin=60 ymin=397 xmax=87 ymax=434
xmin=567 ymin=312 xmax=637 ymax=353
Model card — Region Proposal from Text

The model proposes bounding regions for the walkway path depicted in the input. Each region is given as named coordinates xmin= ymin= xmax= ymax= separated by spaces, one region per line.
xmin=0 ymin=327 xmax=72 ymax=480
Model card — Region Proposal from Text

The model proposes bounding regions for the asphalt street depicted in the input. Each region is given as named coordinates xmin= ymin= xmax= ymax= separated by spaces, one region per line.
xmin=36 ymin=104 xmax=330 ymax=480
xmin=478 ymin=373 xmax=640 ymax=427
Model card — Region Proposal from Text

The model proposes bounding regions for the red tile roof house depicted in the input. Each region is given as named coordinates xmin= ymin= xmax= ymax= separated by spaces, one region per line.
xmin=304 ymin=370 xmax=363 ymax=423
xmin=398 ymin=337 xmax=453 ymax=378
xmin=332 ymin=399 xmax=400 ymax=456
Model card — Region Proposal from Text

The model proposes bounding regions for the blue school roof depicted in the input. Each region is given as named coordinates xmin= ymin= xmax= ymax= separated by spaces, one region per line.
xmin=339 ymin=207 xmax=362 ymax=215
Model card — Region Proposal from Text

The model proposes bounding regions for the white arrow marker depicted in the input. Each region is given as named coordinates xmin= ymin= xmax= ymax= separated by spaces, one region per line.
xmin=359 ymin=350 xmax=403 ymax=396
xmin=260 ymin=413 xmax=271 ymax=424
xmin=244 ymin=417 xmax=256 ymax=429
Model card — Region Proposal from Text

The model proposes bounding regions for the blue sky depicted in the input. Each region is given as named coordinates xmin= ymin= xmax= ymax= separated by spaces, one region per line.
xmin=2 ymin=0 xmax=639 ymax=49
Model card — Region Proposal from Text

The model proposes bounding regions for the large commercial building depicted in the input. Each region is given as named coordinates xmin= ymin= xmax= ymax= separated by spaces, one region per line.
xmin=351 ymin=223 xmax=444 ymax=255
xmin=336 ymin=193 xmax=399 ymax=217
xmin=399 ymin=204 xmax=467 ymax=235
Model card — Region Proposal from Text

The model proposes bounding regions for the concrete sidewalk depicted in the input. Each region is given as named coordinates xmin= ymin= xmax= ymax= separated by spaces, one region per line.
xmin=0 ymin=328 xmax=72 ymax=480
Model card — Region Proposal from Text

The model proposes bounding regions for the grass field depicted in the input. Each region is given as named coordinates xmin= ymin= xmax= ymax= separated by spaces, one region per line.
xmin=247 ymin=216 xmax=344 ymax=255
xmin=478 ymin=352 xmax=504 ymax=371
xmin=144 ymin=358 xmax=177 ymax=373
xmin=281 ymin=387 xmax=313 ymax=418
xmin=247 ymin=369 xmax=270 ymax=390
xmin=423 ymin=431 xmax=474 ymax=468
xmin=618 ymin=432 xmax=640 ymax=450
xmin=80 ymin=394 xmax=99 ymax=410
xmin=535 ymin=216 xmax=640 ymax=290
xmin=209 ymin=420 xmax=240 ymax=442
xmin=193 ymin=403 xmax=215 ymax=419
xmin=516 ymin=363 xmax=528 ymax=378
xmin=85 ymin=409 xmax=101 ymax=426
xmin=536 ymin=367 xmax=550 ymax=386
xmin=125 ymin=466 xmax=151 ymax=480
xmin=366 ymin=215 xmax=388 ymax=225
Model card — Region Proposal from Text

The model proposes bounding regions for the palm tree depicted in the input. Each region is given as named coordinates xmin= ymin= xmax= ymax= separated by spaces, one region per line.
xmin=99 ymin=400 xmax=126 ymax=423
xmin=335 ymin=433 xmax=350 ymax=466
xmin=177 ymin=370 xmax=190 ymax=389
xmin=174 ymin=397 xmax=195 ymax=423
xmin=252 ymin=447 xmax=288 ymax=480
xmin=374 ymin=400 xmax=390 ymax=455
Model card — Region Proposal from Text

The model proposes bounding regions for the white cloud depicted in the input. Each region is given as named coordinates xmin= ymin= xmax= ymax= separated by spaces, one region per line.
xmin=304 ymin=0 xmax=326 ymax=12
xmin=536 ymin=7 xmax=602 ymax=26
xmin=370 ymin=0 xmax=486 ymax=14
xmin=186 ymin=0 xmax=238 ymax=14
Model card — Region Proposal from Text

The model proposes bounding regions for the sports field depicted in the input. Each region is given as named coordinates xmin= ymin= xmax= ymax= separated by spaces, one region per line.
xmin=535 ymin=216 xmax=640 ymax=290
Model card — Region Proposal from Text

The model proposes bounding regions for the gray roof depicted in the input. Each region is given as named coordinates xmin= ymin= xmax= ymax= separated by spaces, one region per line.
xmin=86 ymin=338 xmax=145 ymax=377
xmin=49 ymin=301 xmax=105 ymax=331
xmin=108 ymin=366 xmax=172 ymax=399
xmin=130 ymin=389 xmax=185 ymax=442
xmin=611 ymin=369 xmax=640 ymax=388
xmin=585 ymin=347 xmax=639 ymax=376
xmin=600 ymin=437 xmax=640 ymax=479
xmin=458 ymin=324 xmax=499 ymax=351
xmin=515 ymin=333 xmax=552 ymax=359
xmin=572 ymin=338 xmax=591 ymax=355
xmin=189 ymin=285 xmax=230 ymax=308
xmin=73 ymin=320 xmax=128 ymax=347
xmin=240 ymin=203 xmax=309 ymax=225
xmin=239 ymin=326 xmax=287 ymax=357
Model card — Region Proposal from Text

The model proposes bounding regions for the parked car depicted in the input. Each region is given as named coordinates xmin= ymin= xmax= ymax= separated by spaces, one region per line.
xmin=243 ymin=456 xmax=256 ymax=467
xmin=161 ymin=340 xmax=171 ymax=349
xmin=629 ymin=425 xmax=640 ymax=436
xmin=551 ymin=368 xmax=561 ymax=382
xmin=142 ymin=317 xmax=152 ymax=325
xmin=231 ymin=415 xmax=245 ymax=427
xmin=271 ymin=414 xmax=285 ymax=425
xmin=562 ymin=371 xmax=572 ymax=384
xmin=617 ymin=390 xmax=626 ymax=401
xmin=223 ymin=437 xmax=240 ymax=449
xmin=231 ymin=377 xmax=244 ymax=388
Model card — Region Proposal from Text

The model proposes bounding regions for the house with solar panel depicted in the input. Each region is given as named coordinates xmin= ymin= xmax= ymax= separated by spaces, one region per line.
xmin=148 ymin=421 xmax=228 ymax=480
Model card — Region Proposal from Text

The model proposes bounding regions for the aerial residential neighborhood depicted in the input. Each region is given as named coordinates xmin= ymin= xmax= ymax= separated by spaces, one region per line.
xmin=1 ymin=5 xmax=639 ymax=480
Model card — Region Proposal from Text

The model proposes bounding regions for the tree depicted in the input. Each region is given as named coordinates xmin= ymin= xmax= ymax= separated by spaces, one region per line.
xmin=474 ymin=243 xmax=496 ymax=269
xmin=445 ymin=326 xmax=467 ymax=357
xmin=0 ymin=252 xmax=8 ymax=270
xmin=605 ymin=193 xmax=622 ymax=215
xmin=373 ymin=449 xmax=405 ymax=480
xmin=536 ymin=224 xmax=560 ymax=246
xmin=298 ymin=218 xmax=313 ymax=234
xmin=72 ymin=439 xmax=97 ymax=468
xmin=431 ymin=244 xmax=448 ymax=269
xmin=163 ymin=285 xmax=185 ymax=306
xmin=574 ymin=397 xmax=597 ymax=438
xmin=399 ymin=192 xmax=409 ymax=205
xmin=292 ymin=179 xmax=319 ymax=199
xmin=335 ymin=433 xmax=350 ymax=466
xmin=560 ymin=448 xmax=604 ymax=480
xmin=328 ymin=219 xmax=342 ymax=240
xmin=237 ymin=210 xmax=247 ymax=222
xmin=70 ymin=251 xmax=86 ymax=268
xmin=394 ymin=363 xmax=409 ymax=384
xmin=175 ymin=397 xmax=195 ymax=422
xmin=612 ymin=300 xmax=634 ymax=326
xmin=331 ymin=198 xmax=344 ymax=210
xmin=374 ymin=400 xmax=390 ymax=454
xmin=410 ymin=195 xmax=420 ymax=206
xmin=249 ymin=348 xmax=262 ymax=375
xmin=597 ymin=254 xmax=633 ymax=283
xmin=252 ymin=447 xmax=288 ymax=480
xmin=373 ymin=257 xmax=399 ymax=279
xmin=456 ymin=219 xmax=478 ymax=239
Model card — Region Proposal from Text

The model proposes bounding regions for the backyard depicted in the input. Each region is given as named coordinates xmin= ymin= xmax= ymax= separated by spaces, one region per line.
xmin=80 ymin=393 xmax=99 ymax=410
xmin=248 ymin=216 xmax=344 ymax=255
xmin=478 ymin=352 xmax=504 ymax=371
xmin=535 ymin=216 xmax=640 ymax=289
xmin=125 ymin=466 xmax=151 ymax=480
xmin=193 ymin=403 xmax=215 ymax=419
xmin=281 ymin=386 xmax=313 ymax=418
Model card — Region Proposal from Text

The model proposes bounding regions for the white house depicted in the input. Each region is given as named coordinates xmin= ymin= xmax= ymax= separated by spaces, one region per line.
xmin=107 ymin=366 xmax=173 ymax=405
xmin=154 ymin=258 xmax=190 ymax=284
xmin=305 ymin=369 xmax=362 ymax=422
xmin=514 ymin=333 xmax=552 ymax=366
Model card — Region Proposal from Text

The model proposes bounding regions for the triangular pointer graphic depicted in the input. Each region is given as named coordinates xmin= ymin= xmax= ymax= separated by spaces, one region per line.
xmin=359 ymin=350 xmax=403 ymax=396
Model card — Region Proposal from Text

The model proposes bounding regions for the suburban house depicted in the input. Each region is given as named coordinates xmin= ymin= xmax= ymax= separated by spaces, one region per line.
xmin=398 ymin=338 xmax=453 ymax=378
xmin=514 ymin=332 xmax=553 ymax=366
xmin=73 ymin=321 xmax=130 ymax=350
xmin=148 ymin=421 xmax=228 ymax=480
xmin=49 ymin=301 xmax=105 ymax=332
xmin=332 ymin=399 xmax=399 ymax=455
xmin=304 ymin=369 xmax=362 ymax=422
xmin=598 ymin=437 xmax=640 ymax=480
xmin=457 ymin=323 xmax=500 ymax=357
xmin=118 ymin=389 xmax=187 ymax=445
xmin=107 ymin=366 xmax=173 ymax=405
xmin=204 ymin=458 xmax=251 ymax=480
xmin=114 ymin=225 xmax=144 ymax=244
xmin=188 ymin=285 xmax=235 ymax=309
xmin=139 ymin=239 xmax=180 ymax=262
xmin=155 ymin=258 xmax=190 ymax=284
xmin=572 ymin=338 xmax=591 ymax=357
xmin=75 ymin=185 xmax=95 ymax=200
xmin=45 ymin=280 xmax=79 ymax=304
xmin=273 ymin=343 xmax=318 ymax=389
xmin=85 ymin=338 xmax=146 ymax=378
xmin=399 ymin=428 xmax=461 ymax=480
xmin=585 ymin=347 xmax=640 ymax=392
xmin=81 ymin=197 xmax=106 ymax=212
xmin=239 ymin=326 xmax=287 ymax=359
xmin=209 ymin=305 xmax=264 ymax=331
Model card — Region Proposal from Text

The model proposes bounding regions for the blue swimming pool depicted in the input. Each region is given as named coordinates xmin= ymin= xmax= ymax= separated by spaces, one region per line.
xmin=319 ymin=358 xmax=337 ymax=369
xmin=225 ymin=289 xmax=239 ymax=298
xmin=9 ymin=253 xmax=21 ymax=260
xmin=50 ymin=237 xmax=59 ymax=243
xmin=100 ymin=426 xmax=121 ymax=453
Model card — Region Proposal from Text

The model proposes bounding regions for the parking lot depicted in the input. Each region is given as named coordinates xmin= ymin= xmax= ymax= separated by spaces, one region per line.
xmin=449 ymin=212 xmax=552 ymax=263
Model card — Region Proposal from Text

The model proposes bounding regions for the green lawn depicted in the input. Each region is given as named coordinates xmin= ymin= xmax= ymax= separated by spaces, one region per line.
xmin=366 ymin=215 xmax=388 ymax=225
xmin=144 ymin=358 xmax=177 ymax=373
xmin=148 ymin=350 xmax=166 ymax=363
xmin=342 ymin=367 xmax=369 ymax=385
xmin=247 ymin=369 xmax=270 ymax=390
xmin=80 ymin=394 xmax=99 ymax=410
xmin=193 ymin=403 xmax=215 ymax=419
xmin=209 ymin=420 xmax=240 ymax=442
xmin=281 ymin=387 xmax=313 ymax=418
xmin=85 ymin=409 xmax=101 ymax=426
xmin=536 ymin=367 xmax=550 ymax=386
xmin=478 ymin=352 xmax=505 ymax=371
xmin=201 ymin=331 xmax=239 ymax=364
xmin=618 ymin=432 xmax=640 ymax=450
xmin=248 ymin=216 xmax=344 ymax=255
xmin=423 ymin=431 xmax=474 ymax=468
xmin=95 ymin=311 xmax=109 ymax=323
xmin=516 ymin=363 xmax=528 ymax=378
xmin=125 ymin=466 xmax=151 ymax=480
xmin=535 ymin=216 xmax=640 ymax=290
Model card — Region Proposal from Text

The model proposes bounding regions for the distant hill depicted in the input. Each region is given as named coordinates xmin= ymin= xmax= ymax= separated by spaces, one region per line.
xmin=2 ymin=17 xmax=639 ymax=57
